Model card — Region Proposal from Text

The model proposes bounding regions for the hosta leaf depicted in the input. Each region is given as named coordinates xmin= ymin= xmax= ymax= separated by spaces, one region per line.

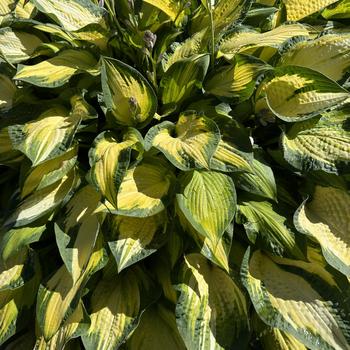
xmin=0 ymin=266 xmax=39 ymax=346
xmin=242 ymin=250 xmax=350 ymax=350
xmin=193 ymin=0 xmax=252 ymax=34
xmin=0 ymin=0 xmax=12 ymax=18
xmin=176 ymin=170 xmax=236 ymax=244
xmin=233 ymin=150 xmax=277 ymax=201
xmin=0 ymin=225 xmax=46 ymax=261
xmin=70 ymin=94 xmax=98 ymax=121
xmin=282 ymin=0 xmax=339 ymax=20
xmin=14 ymin=49 xmax=98 ymax=88
xmin=295 ymin=186 xmax=350 ymax=277
xmin=253 ymin=315 xmax=307 ymax=350
xmin=213 ymin=0 xmax=253 ymax=32
xmin=264 ymin=66 xmax=350 ymax=122
xmin=279 ymin=34 xmax=350 ymax=81
xmin=282 ymin=108 xmax=350 ymax=174
xmin=0 ymin=74 xmax=16 ymax=112
xmin=5 ymin=169 xmax=77 ymax=228
xmin=0 ymin=248 xmax=34 ymax=290
xmin=187 ymin=99 xmax=253 ymax=172
xmin=21 ymin=146 xmax=78 ymax=199
xmin=31 ymin=42 xmax=68 ymax=58
xmin=237 ymin=198 xmax=303 ymax=258
xmin=72 ymin=24 xmax=109 ymax=50
xmin=33 ymin=23 xmax=76 ymax=44
xmin=108 ymin=158 xmax=175 ymax=217
xmin=14 ymin=0 xmax=36 ymax=19
xmin=218 ymin=23 xmax=310 ymax=60
xmin=128 ymin=303 xmax=186 ymax=350
xmin=178 ymin=210 xmax=233 ymax=271
xmin=210 ymin=138 xmax=253 ymax=173
xmin=101 ymin=57 xmax=157 ymax=128
xmin=162 ymin=30 xmax=208 ymax=72
xmin=82 ymin=265 xmax=158 ymax=350
xmin=0 ymin=28 xmax=42 ymax=64
xmin=34 ymin=301 xmax=90 ymax=350
xmin=145 ymin=111 xmax=220 ymax=171
xmin=204 ymin=54 xmax=270 ymax=102
xmin=37 ymin=235 xmax=107 ymax=341
xmin=107 ymin=211 xmax=168 ymax=272
xmin=55 ymin=185 xmax=101 ymax=283
xmin=322 ymin=0 xmax=350 ymax=18
xmin=30 ymin=0 xmax=106 ymax=31
xmin=176 ymin=254 xmax=249 ymax=349
xmin=36 ymin=266 xmax=84 ymax=342
xmin=160 ymin=54 xmax=209 ymax=112
xmin=8 ymin=107 xmax=80 ymax=166
xmin=89 ymin=129 xmax=143 ymax=208
xmin=0 ymin=291 xmax=25 ymax=345
xmin=142 ymin=0 xmax=183 ymax=21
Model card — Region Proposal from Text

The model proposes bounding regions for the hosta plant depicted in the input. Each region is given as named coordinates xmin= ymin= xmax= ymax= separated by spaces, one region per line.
xmin=1 ymin=0 xmax=350 ymax=349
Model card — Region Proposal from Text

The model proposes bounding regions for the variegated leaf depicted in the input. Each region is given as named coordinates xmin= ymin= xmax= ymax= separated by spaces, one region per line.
xmin=160 ymin=54 xmax=209 ymax=112
xmin=55 ymin=185 xmax=101 ymax=283
xmin=145 ymin=111 xmax=220 ymax=171
xmin=30 ymin=0 xmax=106 ymax=31
xmin=36 ymin=235 xmax=107 ymax=341
xmin=14 ymin=49 xmax=98 ymax=88
xmin=264 ymin=66 xmax=350 ymax=122
xmin=82 ymin=265 xmax=158 ymax=350
xmin=242 ymin=249 xmax=350 ymax=350
xmin=8 ymin=107 xmax=80 ymax=166
xmin=295 ymin=186 xmax=350 ymax=277
xmin=282 ymin=0 xmax=339 ymax=20
xmin=282 ymin=107 xmax=350 ymax=174
xmin=101 ymin=57 xmax=157 ymax=128
xmin=89 ymin=129 xmax=143 ymax=207
xmin=176 ymin=170 xmax=236 ymax=245
xmin=0 ymin=28 xmax=42 ymax=64
xmin=176 ymin=254 xmax=249 ymax=349
xmin=279 ymin=33 xmax=350 ymax=81
xmin=107 ymin=211 xmax=168 ymax=272
xmin=107 ymin=158 xmax=175 ymax=217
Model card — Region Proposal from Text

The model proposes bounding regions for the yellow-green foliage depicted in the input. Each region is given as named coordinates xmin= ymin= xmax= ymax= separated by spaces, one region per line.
xmin=1 ymin=0 xmax=350 ymax=349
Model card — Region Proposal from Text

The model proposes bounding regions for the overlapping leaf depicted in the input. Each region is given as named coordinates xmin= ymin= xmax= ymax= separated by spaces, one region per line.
xmin=242 ymin=249 xmax=350 ymax=350
xmin=279 ymin=33 xmax=350 ymax=81
xmin=106 ymin=158 xmax=175 ymax=217
xmin=205 ymin=54 xmax=270 ymax=102
xmin=8 ymin=107 xmax=80 ymax=166
xmin=30 ymin=0 xmax=106 ymax=31
xmin=145 ymin=111 xmax=220 ymax=170
xmin=160 ymin=54 xmax=209 ymax=113
xmin=82 ymin=264 xmax=158 ymax=350
xmin=282 ymin=107 xmax=350 ymax=174
xmin=107 ymin=211 xmax=168 ymax=272
xmin=176 ymin=170 xmax=236 ymax=244
xmin=264 ymin=66 xmax=350 ymax=121
xmin=36 ymin=235 xmax=107 ymax=341
xmin=218 ymin=23 xmax=310 ymax=60
xmin=0 ymin=28 xmax=42 ymax=64
xmin=101 ymin=57 xmax=157 ymax=127
xmin=14 ymin=49 xmax=98 ymax=88
xmin=237 ymin=197 xmax=303 ymax=258
xmin=176 ymin=254 xmax=249 ymax=349
xmin=295 ymin=185 xmax=350 ymax=277
xmin=282 ymin=0 xmax=339 ymax=20
xmin=89 ymin=129 xmax=143 ymax=207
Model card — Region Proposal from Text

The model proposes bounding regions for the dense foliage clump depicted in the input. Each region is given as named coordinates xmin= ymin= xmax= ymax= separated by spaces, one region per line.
xmin=1 ymin=0 xmax=350 ymax=349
